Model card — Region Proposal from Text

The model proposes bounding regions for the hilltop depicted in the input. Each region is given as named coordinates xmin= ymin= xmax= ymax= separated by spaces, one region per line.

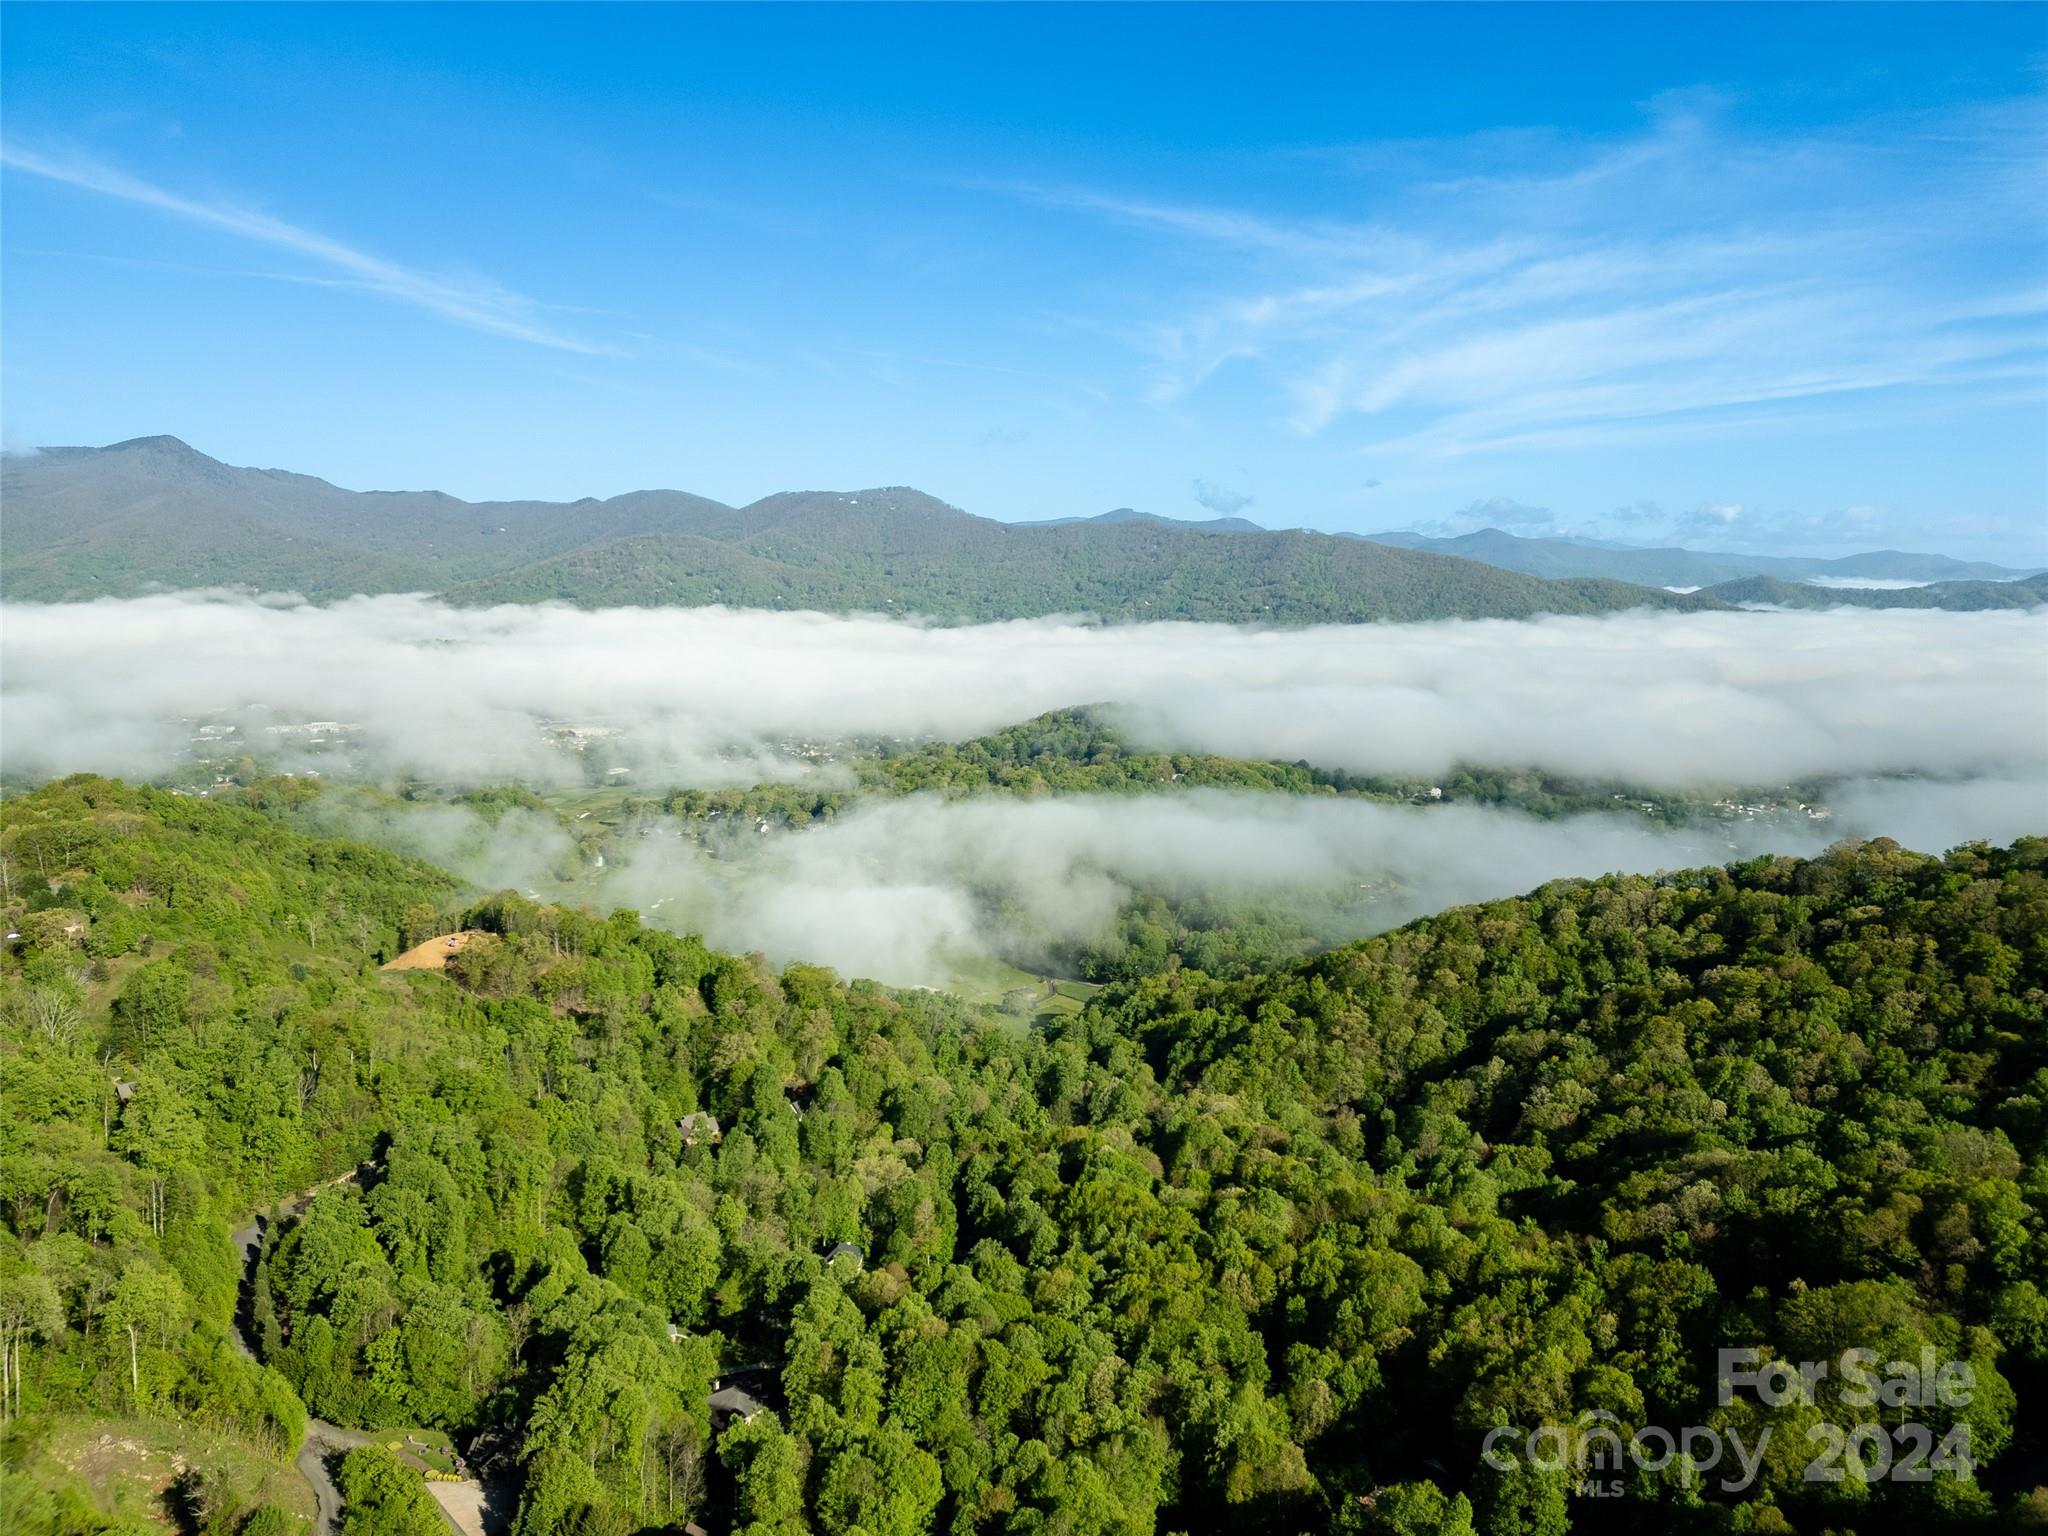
xmin=1010 ymin=505 xmax=1267 ymax=535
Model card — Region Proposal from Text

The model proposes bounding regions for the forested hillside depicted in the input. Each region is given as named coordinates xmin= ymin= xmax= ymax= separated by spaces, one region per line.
xmin=442 ymin=519 xmax=1713 ymax=623
xmin=0 ymin=437 xmax=735 ymax=600
xmin=1 ymin=439 xmax=1714 ymax=623
xmin=1699 ymin=573 xmax=2048 ymax=612
xmin=2 ymin=779 xmax=2045 ymax=1535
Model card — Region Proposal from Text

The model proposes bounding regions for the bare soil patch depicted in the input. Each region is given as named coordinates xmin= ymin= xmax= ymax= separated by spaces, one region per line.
xmin=382 ymin=930 xmax=488 ymax=972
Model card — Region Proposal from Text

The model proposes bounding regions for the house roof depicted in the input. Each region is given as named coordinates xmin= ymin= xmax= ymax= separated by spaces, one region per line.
xmin=710 ymin=1385 xmax=766 ymax=1420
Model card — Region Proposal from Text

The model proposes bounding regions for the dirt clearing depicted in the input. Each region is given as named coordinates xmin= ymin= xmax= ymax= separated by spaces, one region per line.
xmin=381 ymin=930 xmax=487 ymax=971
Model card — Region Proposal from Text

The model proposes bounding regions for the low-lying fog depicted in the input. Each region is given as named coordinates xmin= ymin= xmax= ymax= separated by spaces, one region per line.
xmin=4 ymin=593 xmax=2044 ymax=786
xmin=294 ymin=777 xmax=2048 ymax=988
xmin=4 ymin=594 xmax=2042 ymax=988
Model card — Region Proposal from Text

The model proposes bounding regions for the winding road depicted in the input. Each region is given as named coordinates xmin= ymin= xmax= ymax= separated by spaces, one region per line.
xmin=228 ymin=1165 xmax=458 ymax=1536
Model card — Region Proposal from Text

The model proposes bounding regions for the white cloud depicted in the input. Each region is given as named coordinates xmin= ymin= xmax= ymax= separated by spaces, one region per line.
xmin=0 ymin=141 xmax=618 ymax=355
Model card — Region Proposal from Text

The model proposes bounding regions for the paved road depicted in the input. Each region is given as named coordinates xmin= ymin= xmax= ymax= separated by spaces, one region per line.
xmin=297 ymin=1422 xmax=373 ymax=1536
xmin=230 ymin=1168 xmax=442 ymax=1536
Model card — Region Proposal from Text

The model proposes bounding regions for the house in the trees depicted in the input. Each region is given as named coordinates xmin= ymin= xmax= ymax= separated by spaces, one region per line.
xmin=710 ymin=1382 xmax=766 ymax=1430
xmin=678 ymin=1110 xmax=722 ymax=1147
xmin=825 ymin=1240 xmax=865 ymax=1272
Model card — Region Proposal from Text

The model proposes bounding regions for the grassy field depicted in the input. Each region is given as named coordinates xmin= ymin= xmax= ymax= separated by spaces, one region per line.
xmin=939 ymin=953 xmax=1102 ymax=1023
xmin=534 ymin=782 xmax=644 ymax=821
xmin=1032 ymin=978 xmax=1099 ymax=1020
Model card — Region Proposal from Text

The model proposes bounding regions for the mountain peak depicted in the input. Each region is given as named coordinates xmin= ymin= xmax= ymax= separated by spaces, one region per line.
xmin=1012 ymin=506 xmax=1267 ymax=534
xmin=103 ymin=434 xmax=214 ymax=460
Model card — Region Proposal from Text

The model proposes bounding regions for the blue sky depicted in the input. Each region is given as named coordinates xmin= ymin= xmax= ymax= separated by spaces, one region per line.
xmin=3 ymin=4 xmax=2044 ymax=560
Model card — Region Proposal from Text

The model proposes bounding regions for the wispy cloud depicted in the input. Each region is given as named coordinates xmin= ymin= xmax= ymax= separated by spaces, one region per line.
xmin=970 ymin=177 xmax=1394 ymax=264
xmin=1 ymin=141 xmax=620 ymax=355
xmin=985 ymin=97 xmax=2048 ymax=460
xmin=1190 ymin=478 xmax=1254 ymax=516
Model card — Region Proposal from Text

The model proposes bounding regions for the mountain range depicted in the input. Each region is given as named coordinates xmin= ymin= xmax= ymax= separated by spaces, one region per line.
xmin=0 ymin=437 xmax=1713 ymax=623
xmin=5 ymin=438 xmax=2039 ymax=621
xmin=1356 ymin=525 xmax=2042 ymax=587
xmin=989 ymin=515 xmax=2043 ymax=587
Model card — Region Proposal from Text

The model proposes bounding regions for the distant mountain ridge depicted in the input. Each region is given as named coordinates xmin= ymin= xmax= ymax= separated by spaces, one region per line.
xmin=1014 ymin=506 xmax=1266 ymax=535
xmin=1700 ymin=571 xmax=2048 ymax=611
xmin=1358 ymin=525 xmax=2042 ymax=587
xmin=1 ymin=437 xmax=1721 ymax=624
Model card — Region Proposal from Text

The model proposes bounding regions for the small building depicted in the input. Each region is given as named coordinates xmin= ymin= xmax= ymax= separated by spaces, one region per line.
xmin=710 ymin=1384 xmax=766 ymax=1430
xmin=678 ymin=1111 xmax=722 ymax=1147
xmin=824 ymin=1241 xmax=865 ymax=1272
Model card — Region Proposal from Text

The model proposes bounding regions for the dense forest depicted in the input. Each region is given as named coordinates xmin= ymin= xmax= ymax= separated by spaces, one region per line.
xmin=2 ymin=778 xmax=2044 ymax=1536
xmin=440 ymin=519 xmax=1709 ymax=625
